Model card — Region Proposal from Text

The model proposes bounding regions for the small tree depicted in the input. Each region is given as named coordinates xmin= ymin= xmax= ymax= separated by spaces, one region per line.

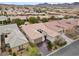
xmin=7 ymin=18 xmax=11 ymax=24
xmin=28 ymin=17 xmax=39 ymax=24
xmin=8 ymin=49 xmax=12 ymax=55
xmin=47 ymin=41 xmax=52 ymax=51
xmin=0 ymin=21 xmax=2 ymax=24
xmin=50 ymin=16 xmax=56 ymax=20
xmin=0 ymin=7 xmax=2 ymax=10
xmin=41 ymin=18 xmax=48 ymax=22
xmin=64 ymin=15 xmax=69 ymax=19
xmin=37 ymin=16 xmax=40 ymax=20
xmin=53 ymin=45 xmax=58 ymax=50
xmin=3 ymin=20 xmax=7 ymax=25
xmin=4 ymin=11 xmax=7 ymax=16
xmin=14 ymin=19 xmax=25 ymax=26
xmin=26 ymin=48 xmax=29 ymax=51
xmin=13 ymin=52 xmax=17 ymax=56
xmin=54 ymin=39 xmax=67 ymax=47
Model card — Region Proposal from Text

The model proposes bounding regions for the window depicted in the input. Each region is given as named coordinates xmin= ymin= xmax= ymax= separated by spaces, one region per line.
xmin=18 ymin=45 xmax=24 ymax=51
xmin=5 ymin=43 xmax=10 ymax=48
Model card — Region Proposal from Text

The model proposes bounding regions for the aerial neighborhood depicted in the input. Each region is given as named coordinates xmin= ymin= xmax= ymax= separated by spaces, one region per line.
xmin=0 ymin=2 xmax=79 ymax=56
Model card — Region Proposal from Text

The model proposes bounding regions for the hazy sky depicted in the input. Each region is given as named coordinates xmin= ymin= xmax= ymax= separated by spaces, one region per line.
xmin=0 ymin=0 xmax=79 ymax=5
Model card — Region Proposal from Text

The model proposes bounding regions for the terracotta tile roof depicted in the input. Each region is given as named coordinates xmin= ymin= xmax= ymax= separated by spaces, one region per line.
xmin=21 ymin=19 xmax=79 ymax=41
xmin=21 ymin=23 xmax=59 ymax=40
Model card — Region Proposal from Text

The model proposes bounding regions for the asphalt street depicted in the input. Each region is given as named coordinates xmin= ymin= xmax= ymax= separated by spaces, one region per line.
xmin=50 ymin=40 xmax=79 ymax=56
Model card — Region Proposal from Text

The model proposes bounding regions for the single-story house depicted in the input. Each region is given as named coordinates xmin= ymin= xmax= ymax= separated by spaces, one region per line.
xmin=8 ymin=16 xmax=27 ymax=21
xmin=21 ymin=23 xmax=60 ymax=44
xmin=21 ymin=24 xmax=44 ymax=44
xmin=45 ymin=19 xmax=78 ymax=33
xmin=0 ymin=16 xmax=7 ymax=21
xmin=0 ymin=24 xmax=28 ymax=54
xmin=44 ymin=21 xmax=63 ymax=34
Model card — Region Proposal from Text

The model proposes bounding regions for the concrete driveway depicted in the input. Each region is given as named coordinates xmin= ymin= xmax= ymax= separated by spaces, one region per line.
xmin=37 ymin=41 xmax=51 ymax=56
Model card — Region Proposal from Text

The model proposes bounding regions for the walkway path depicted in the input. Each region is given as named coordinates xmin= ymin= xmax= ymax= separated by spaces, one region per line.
xmin=61 ymin=33 xmax=74 ymax=43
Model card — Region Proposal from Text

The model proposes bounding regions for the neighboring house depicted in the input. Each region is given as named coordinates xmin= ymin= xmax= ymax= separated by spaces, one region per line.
xmin=21 ymin=23 xmax=60 ymax=44
xmin=47 ymin=11 xmax=61 ymax=15
xmin=45 ymin=19 xmax=78 ymax=33
xmin=54 ymin=15 xmax=64 ymax=18
xmin=21 ymin=19 xmax=79 ymax=44
xmin=57 ymin=19 xmax=77 ymax=33
xmin=44 ymin=21 xmax=63 ymax=34
xmin=5 ymin=11 xmax=17 ymax=16
xmin=74 ymin=26 xmax=79 ymax=34
xmin=0 ymin=16 xmax=7 ymax=21
xmin=25 ymin=13 xmax=45 ymax=16
xmin=28 ymin=15 xmax=51 ymax=19
xmin=8 ymin=16 xmax=27 ymax=21
xmin=74 ymin=21 xmax=79 ymax=34
xmin=21 ymin=24 xmax=44 ymax=44
xmin=0 ymin=24 xmax=28 ymax=54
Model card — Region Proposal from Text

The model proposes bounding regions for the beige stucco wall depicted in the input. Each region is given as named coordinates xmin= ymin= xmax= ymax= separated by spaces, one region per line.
xmin=11 ymin=43 xmax=29 ymax=55
xmin=47 ymin=35 xmax=55 ymax=43
xmin=28 ymin=36 xmax=44 ymax=44
xmin=34 ymin=37 xmax=43 ymax=44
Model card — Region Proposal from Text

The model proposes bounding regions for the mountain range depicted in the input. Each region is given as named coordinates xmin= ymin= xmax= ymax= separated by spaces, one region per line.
xmin=36 ymin=2 xmax=79 ymax=8
xmin=0 ymin=2 xmax=79 ymax=8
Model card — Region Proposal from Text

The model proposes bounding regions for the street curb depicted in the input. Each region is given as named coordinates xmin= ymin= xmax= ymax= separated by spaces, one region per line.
xmin=47 ymin=39 xmax=79 ymax=56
